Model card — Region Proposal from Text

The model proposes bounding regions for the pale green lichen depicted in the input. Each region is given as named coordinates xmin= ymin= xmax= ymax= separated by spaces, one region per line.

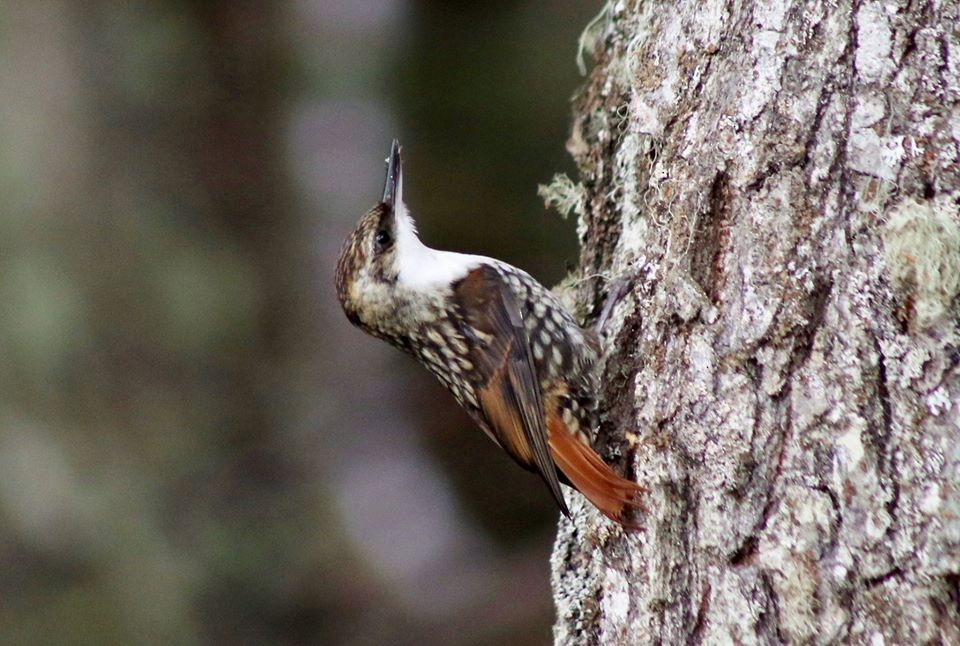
xmin=576 ymin=1 xmax=615 ymax=75
xmin=883 ymin=195 xmax=960 ymax=330
xmin=538 ymin=173 xmax=587 ymax=220
xmin=550 ymin=272 xmax=591 ymax=323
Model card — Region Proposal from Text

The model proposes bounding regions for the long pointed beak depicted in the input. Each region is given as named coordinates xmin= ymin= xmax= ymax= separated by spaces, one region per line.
xmin=382 ymin=139 xmax=402 ymax=206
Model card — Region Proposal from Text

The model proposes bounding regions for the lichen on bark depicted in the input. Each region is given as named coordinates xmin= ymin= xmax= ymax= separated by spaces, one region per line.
xmin=550 ymin=1 xmax=960 ymax=643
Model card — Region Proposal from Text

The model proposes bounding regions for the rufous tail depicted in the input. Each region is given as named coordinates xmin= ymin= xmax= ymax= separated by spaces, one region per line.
xmin=547 ymin=414 xmax=646 ymax=529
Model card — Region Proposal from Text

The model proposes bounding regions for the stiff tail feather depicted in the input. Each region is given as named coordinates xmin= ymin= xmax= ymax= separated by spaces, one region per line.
xmin=547 ymin=414 xmax=646 ymax=529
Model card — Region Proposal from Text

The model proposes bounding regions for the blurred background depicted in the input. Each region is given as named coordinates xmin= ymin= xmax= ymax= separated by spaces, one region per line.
xmin=0 ymin=2 xmax=595 ymax=643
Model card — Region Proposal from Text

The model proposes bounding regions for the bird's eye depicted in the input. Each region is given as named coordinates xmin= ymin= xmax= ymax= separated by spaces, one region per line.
xmin=375 ymin=230 xmax=392 ymax=248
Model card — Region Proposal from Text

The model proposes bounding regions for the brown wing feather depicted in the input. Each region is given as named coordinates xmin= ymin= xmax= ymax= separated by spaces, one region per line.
xmin=454 ymin=266 xmax=569 ymax=516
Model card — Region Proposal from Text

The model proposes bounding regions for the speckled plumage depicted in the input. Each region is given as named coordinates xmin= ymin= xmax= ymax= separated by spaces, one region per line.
xmin=335 ymin=141 xmax=644 ymax=525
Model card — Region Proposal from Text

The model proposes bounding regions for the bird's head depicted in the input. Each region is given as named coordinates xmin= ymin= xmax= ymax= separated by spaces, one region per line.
xmin=335 ymin=140 xmax=425 ymax=333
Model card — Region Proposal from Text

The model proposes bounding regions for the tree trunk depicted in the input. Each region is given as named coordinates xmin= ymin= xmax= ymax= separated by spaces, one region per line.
xmin=547 ymin=1 xmax=960 ymax=643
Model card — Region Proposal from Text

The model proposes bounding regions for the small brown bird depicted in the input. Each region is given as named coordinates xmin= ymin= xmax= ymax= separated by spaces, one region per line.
xmin=335 ymin=140 xmax=644 ymax=526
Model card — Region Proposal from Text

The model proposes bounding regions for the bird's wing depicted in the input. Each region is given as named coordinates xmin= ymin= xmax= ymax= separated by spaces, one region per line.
xmin=453 ymin=265 xmax=568 ymax=516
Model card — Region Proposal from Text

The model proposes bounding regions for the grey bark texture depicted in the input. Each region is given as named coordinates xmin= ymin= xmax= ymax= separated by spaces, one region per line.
xmin=547 ymin=1 xmax=960 ymax=643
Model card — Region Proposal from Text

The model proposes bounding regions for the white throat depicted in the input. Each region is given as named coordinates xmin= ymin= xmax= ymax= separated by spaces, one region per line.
xmin=393 ymin=202 xmax=486 ymax=290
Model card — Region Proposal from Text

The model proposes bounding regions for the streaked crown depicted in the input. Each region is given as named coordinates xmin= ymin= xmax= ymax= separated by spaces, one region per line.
xmin=335 ymin=140 xmax=406 ymax=329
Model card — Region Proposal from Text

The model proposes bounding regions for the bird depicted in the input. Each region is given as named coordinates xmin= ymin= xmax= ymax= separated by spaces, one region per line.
xmin=335 ymin=140 xmax=645 ymax=527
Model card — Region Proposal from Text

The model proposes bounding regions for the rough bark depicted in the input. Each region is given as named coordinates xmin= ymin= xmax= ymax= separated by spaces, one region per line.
xmin=548 ymin=1 xmax=960 ymax=643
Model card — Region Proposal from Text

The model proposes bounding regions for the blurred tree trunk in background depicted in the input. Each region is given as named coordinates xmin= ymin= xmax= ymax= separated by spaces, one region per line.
xmin=550 ymin=1 xmax=960 ymax=643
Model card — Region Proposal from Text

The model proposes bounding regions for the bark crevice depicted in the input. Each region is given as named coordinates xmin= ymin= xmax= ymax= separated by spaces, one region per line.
xmin=551 ymin=1 xmax=960 ymax=643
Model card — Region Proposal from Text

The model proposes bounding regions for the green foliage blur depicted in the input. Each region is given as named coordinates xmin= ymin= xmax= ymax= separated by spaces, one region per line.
xmin=0 ymin=2 xmax=596 ymax=644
